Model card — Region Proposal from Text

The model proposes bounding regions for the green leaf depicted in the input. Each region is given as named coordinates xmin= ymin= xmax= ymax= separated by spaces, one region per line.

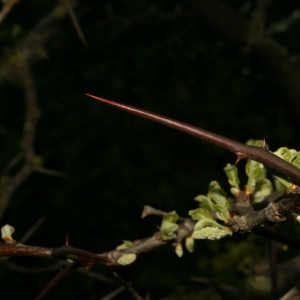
xmin=116 ymin=240 xmax=134 ymax=250
xmin=163 ymin=211 xmax=178 ymax=223
xmin=160 ymin=221 xmax=178 ymax=240
xmin=207 ymin=181 xmax=229 ymax=221
xmin=185 ymin=237 xmax=195 ymax=253
xmin=224 ymin=163 xmax=240 ymax=190
xmin=289 ymin=149 xmax=298 ymax=162
xmin=189 ymin=208 xmax=213 ymax=221
xmin=246 ymin=139 xmax=267 ymax=148
xmin=274 ymin=177 xmax=288 ymax=192
xmin=117 ymin=254 xmax=136 ymax=265
xmin=267 ymin=147 xmax=300 ymax=190
xmin=192 ymin=219 xmax=231 ymax=240
xmin=271 ymin=172 xmax=292 ymax=190
xmin=230 ymin=187 xmax=240 ymax=196
xmin=273 ymin=147 xmax=292 ymax=162
xmin=245 ymin=140 xmax=268 ymax=192
xmin=245 ymin=159 xmax=265 ymax=191
xmin=160 ymin=211 xmax=179 ymax=240
xmin=175 ymin=243 xmax=183 ymax=257
xmin=252 ymin=178 xmax=273 ymax=203
xmin=292 ymin=152 xmax=300 ymax=168
xmin=1 ymin=224 xmax=14 ymax=241
xmin=194 ymin=195 xmax=214 ymax=211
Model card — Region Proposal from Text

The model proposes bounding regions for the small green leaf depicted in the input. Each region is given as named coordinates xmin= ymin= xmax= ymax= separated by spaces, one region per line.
xmin=252 ymin=179 xmax=273 ymax=203
xmin=175 ymin=243 xmax=183 ymax=257
xmin=245 ymin=140 xmax=267 ymax=192
xmin=224 ymin=163 xmax=240 ymax=190
xmin=163 ymin=211 xmax=179 ymax=223
xmin=116 ymin=240 xmax=134 ymax=250
xmin=192 ymin=219 xmax=231 ymax=240
xmin=185 ymin=237 xmax=194 ymax=253
xmin=274 ymin=177 xmax=288 ymax=192
xmin=160 ymin=211 xmax=179 ymax=240
xmin=292 ymin=152 xmax=300 ymax=168
xmin=245 ymin=160 xmax=265 ymax=191
xmin=230 ymin=187 xmax=240 ymax=196
xmin=246 ymin=139 xmax=267 ymax=148
xmin=189 ymin=208 xmax=212 ymax=221
xmin=273 ymin=147 xmax=292 ymax=162
xmin=289 ymin=149 xmax=298 ymax=162
xmin=160 ymin=221 xmax=178 ymax=240
xmin=194 ymin=195 xmax=214 ymax=211
xmin=267 ymin=146 xmax=300 ymax=191
xmin=267 ymin=164 xmax=292 ymax=190
xmin=272 ymin=173 xmax=292 ymax=190
xmin=117 ymin=254 xmax=137 ymax=266
xmin=207 ymin=181 xmax=229 ymax=221
xmin=1 ymin=224 xmax=14 ymax=241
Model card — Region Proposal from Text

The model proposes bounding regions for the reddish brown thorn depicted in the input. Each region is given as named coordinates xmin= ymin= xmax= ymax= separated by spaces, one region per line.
xmin=86 ymin=93 xmax=300 ymax=185
xmin=235 ymin=153 xmax=246 ymax=165
xmin=65 ymin=234 xmax=69 ymax=246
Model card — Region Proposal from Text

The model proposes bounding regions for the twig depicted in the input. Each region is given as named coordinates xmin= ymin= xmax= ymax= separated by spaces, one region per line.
xmin=63 ymin=0 xmax=88 ymax=49
xmin=100 ymin=286 xmax=126 ymax=300
xmin=113 ymin=272 xmax=144 ymax=300
xmin=279 ymin=283 xmax=300 ymax=300
xmin=0 ymin=60 xmax=38 ymax=220
xmin=35 ymin=266 xmax=77 ymax=300
xmin=0 ymin=2 xmax=69 ymax=219
xmin=0 ymin=0 xmax=19 ymax=25
xmin=141 ymin=205 xmax=168 ymax=218
xmin=79 ymin=269 xmax=119 ymax=286
xmin=2 ymin=152 xmax=24 ymax=175
xmin=19 ymin=215 xmax=46 ymax=244
xmin=33 ymin=166 xmax=66 ymax=177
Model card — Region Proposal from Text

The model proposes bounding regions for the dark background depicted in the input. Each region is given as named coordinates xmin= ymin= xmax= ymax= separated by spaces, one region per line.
xmin=0 ymin=0 xmax=300 ymax=299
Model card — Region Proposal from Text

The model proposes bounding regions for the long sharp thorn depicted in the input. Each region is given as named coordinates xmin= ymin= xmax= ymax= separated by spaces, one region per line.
xmin=86 ymin=94 xmax=300 ymax=186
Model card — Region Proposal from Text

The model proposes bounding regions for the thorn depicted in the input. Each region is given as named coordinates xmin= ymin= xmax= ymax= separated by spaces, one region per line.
xmin=235 ymin=153 xmax=245 ymax=165
xmin=65 ymin=234 xmax=69 ymax=246
xmin=261 ymin=139 xmax=268 ymax=150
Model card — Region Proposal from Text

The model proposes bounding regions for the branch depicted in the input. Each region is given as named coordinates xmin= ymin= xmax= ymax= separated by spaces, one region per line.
xmin=101 ymin=286 xmax=126 ymax=300
xmin=1 ymin=202 xmax=300 ymax=297
xmin=0 ymin=241 xmax=111 ymax=264
xmin=62 ymin=0 xmax=88 ymax=49
xmin=280 ymin=283 xmax=300 ymax=300
xmin=35 ymin=266 xmax=77 ymax=300
xmin=0 ymin=2 xmax=69 ymax=219
xmin=0 ymin=1 xmax=71 ymax=84
xmin=0 ymin=0 xmax=19 ymax=26
xmin=86 ymin=94 xmax=300 ymax=187
xmin=112 ymin=272 xmax=144 ymax=300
